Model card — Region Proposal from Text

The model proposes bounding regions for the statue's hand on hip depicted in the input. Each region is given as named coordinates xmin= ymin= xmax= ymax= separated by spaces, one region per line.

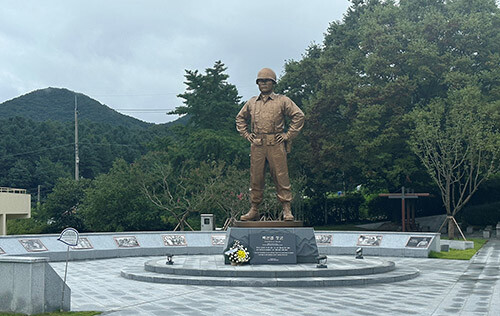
xmin=275 ymin=133 xmax=288 ymax=144
xmin=246 ymin=133 xmax=256 ymax=143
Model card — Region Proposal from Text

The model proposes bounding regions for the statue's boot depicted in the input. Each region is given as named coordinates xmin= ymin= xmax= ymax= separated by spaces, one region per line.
xmin=240 ymin=204 xmax=260 ymax=221
xmin=282 ymin=202 xmax=294 ymax=221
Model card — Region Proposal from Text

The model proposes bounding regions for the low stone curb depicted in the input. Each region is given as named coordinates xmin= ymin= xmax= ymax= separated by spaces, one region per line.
xmin=121 ymin=265 xmax=419 ymax=287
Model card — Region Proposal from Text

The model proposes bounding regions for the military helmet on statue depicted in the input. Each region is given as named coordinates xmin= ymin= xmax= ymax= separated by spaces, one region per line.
xmin=256 ymin=68 xmax=277 ymax=84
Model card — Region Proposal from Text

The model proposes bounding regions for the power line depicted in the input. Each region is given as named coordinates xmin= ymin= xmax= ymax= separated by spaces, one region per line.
xmin=114 ymin=109 xmax=175 ymax=110
xmin=0 ymin=142 xmax=148 ymax=160
xmin=79 ymin=142 xmax=147 ymax=148
xmin=87 ymin=85 xmax=255 ymax=98
xmin=91 ymin=92 xmax=179 ymax=97
xmin=0 ymin=143 xmax=75 ymax=159
xmin=114 ymin=109 xmax=176 ymax=113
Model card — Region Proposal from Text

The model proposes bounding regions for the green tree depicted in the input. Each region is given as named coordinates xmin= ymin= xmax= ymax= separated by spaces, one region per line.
xmin=277 ymin=0 xmax=500 ymax=213
xmin=39 ymin=177 xmax=91 ymax=232
xmin=34 ymin=157 xmax=71 ymax=196
xmin=210 ymin=165 xmax=250 ymax=228
xmin=139 ymin=153 xmax=224 ymax=231
xmin=170 ymin=60 xmax=242 ymax=131
xmin=409 ymin=86 xmax=500 ymax=239
xmin=7 ymin=159 xmax=33 ymax=189
xmin=182 ymin=129 xmax=249 ymax=169
xmin=0 ymin=115 xmax=160 ymax=206
xmin=81 ymin=159 xmax=164 ymax=232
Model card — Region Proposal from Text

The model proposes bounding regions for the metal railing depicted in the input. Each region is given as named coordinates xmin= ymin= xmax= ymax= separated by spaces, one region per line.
xmin=0 ymin=187 xmax=27 ymax=194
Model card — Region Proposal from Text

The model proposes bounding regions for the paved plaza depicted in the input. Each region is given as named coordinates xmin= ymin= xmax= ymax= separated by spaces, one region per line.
xmin=49 ymin=239 xmax=500 ymax=316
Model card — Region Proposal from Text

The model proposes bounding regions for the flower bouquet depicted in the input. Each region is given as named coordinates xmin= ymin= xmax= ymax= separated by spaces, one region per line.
xmin=224 ymin=240 xmax=250 ymax=265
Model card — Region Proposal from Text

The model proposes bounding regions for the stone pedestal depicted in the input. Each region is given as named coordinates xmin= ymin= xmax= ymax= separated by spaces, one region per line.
xmin=224 ymin=227 xmax=318 ymax=264
xmin=0 ymin=256 xmax=70 ymax=314
xmin=233 ymin=221 xmax=303 ymax=227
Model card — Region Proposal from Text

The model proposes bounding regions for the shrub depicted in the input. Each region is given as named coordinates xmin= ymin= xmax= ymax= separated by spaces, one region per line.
xmin=7 ymin=217 xmax=48 ymax=235
xmin=457 ymin=202 xmax=500 ymax=227
xmin=303 ymin=193 xmax=364 ymax=226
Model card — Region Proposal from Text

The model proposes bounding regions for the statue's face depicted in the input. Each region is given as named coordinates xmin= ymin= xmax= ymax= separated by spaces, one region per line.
xmin=257 ymin=79 xmax=274 ymax=94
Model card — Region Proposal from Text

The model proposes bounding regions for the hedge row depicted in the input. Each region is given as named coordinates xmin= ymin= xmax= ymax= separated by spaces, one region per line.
xmin=458 ymin=202 xmax=500 ymax=227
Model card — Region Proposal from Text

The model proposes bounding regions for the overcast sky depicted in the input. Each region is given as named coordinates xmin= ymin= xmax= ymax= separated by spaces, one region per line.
xmin=0 ymin=0 xmax=350 ymax=124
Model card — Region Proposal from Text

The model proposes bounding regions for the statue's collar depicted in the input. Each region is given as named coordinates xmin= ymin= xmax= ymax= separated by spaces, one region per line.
xmin=257 ymin=92 xmax=277 ymax=101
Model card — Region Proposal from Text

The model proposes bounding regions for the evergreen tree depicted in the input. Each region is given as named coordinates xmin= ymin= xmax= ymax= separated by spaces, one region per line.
xmin=170 ymin=60 xmax=242 ymax=131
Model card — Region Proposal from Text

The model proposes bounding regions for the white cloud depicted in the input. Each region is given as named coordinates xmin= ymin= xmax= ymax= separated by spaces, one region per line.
xmin=0 ymin=0 xmax=350 ymax=123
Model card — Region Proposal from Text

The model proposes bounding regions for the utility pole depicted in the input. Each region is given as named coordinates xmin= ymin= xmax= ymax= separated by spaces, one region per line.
xmin=74 ymin=94 xmax=79 ymax=181
xmin=37 ymin=185 xmax=41 ymax=212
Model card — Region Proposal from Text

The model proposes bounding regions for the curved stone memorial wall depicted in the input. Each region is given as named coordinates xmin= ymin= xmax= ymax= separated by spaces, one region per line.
xmin=0 ymin=230 xmax=440 ymax=261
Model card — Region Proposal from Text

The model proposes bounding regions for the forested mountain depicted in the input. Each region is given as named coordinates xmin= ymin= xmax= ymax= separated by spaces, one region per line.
xmin=0 ymin=87 xmax=151 ymax=129
xmin=4 ymin=62 xmax=251 ymax=234
xmin=0 ymin=88 xmax=190 ymax=200
xmin=0 ymin=117 xmax=157 ymax=197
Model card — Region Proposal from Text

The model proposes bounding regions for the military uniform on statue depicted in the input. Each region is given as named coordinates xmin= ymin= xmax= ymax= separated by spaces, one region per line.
xmin=235 ymin=68 xmax=304 ymax=223
xmin=224 ymin=68 xmax=317 ymax=266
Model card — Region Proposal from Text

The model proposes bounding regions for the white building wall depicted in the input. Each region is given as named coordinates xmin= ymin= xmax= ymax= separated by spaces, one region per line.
xmin=0 ymin=188 xmax=31 ymax=235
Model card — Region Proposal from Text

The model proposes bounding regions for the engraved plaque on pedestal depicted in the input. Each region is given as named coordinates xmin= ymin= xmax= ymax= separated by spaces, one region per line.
xmin=224 ymin=227 xmax=318 ymax=265
xmin=250 ymin=231 xmax=297 ymax=264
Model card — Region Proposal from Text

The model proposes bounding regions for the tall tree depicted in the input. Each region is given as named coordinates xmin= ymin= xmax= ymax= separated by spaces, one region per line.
xmin=277 ymin=0 xmax=500 ymax=200
xmin=409 ymin=86 xmax=500 ymax=238
xmin=39 ymin=177 xmax=91 ymax=232
xmin=139 ymin=152 xmax=224 ymax=231
xmin=170 ymin=60 xmax=242 ymax=131
xmin=163 ymin=61 xmax=249 ymax=173
xmin=81 ymin=159 xmax=164 ymax=232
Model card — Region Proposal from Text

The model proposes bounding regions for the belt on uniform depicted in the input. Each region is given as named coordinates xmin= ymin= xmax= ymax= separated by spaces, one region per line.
xmin=254 ymin=132 xmax=278 ymax=135
xmin=253 ymin=133 xmax=280 ymax=146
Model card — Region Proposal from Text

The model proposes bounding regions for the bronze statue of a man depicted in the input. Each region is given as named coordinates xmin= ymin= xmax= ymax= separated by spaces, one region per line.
xmin=236 ymin=68 xmax=305 ymax=221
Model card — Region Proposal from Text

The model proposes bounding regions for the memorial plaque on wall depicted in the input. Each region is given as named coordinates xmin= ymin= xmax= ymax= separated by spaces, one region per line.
xmin=315 ymin=234 xmax=333 ymax=245
xmin=19 ymin=239 xmax=48 ymax=252
xmin=357 ymin=235 xmax=383 ymax=247
xmin=114 ymin=236 xmax=140 ymax=248
xmin=250 ymin=231 xmax=297 ymax=264
xmin=71 ymin=237 xmax=94 ymax=250
xmin=162 ymin=234 xmax=187 ymax=246
xmin=211 ymin=235 xmax=226 ymax=246
xmin=406 ymin=236 xmax=433 ymax=248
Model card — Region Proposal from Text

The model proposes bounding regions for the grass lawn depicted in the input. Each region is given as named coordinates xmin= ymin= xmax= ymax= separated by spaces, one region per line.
xmin=429 ymin=238 xmax=488 ymax=260
xmin=0 ymin=312 xmax=100 ymax=316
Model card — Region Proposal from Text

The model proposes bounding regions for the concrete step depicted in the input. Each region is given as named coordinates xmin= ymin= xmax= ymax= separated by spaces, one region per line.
xmin=121 ymin=255 xmax=420 ymax=287
xmin=121 ymin=265 xmax=419 ymax=287
xmin=143 ymin=257 xmax=396 ymax=278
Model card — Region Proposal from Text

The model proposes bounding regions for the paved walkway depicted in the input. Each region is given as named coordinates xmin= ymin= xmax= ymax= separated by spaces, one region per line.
xmin=49 ymin=239 xmax=500 ymax=316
